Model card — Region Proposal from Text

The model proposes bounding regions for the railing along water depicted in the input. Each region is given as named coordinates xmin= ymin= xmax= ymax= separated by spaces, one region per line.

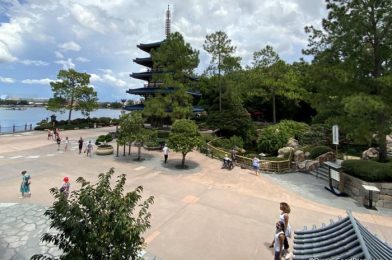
xmin=0 ymin=124 xmax=33 ymax=134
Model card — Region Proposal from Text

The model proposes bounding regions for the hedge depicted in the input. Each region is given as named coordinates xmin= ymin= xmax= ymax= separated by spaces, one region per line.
xmin=342 ymin=160 xmax=392 ymax=182
xmin=309 ymin=146 xmax=333 ymax=159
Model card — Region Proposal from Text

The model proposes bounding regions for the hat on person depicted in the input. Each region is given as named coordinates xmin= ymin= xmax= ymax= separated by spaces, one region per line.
xmin=63 ymin=177 xmax=69 ymax=182
xmin=21 ymin=170 xmax=27 ymax=175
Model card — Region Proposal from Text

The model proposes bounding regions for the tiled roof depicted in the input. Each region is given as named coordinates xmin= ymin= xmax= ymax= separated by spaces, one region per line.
xmin=293 ymin=210 xmax=392 ymax=260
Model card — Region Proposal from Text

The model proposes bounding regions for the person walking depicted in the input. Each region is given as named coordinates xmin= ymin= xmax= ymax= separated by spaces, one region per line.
xmin=252 ymin=156 xmax=260 ymax=176
xmin=19 ymin=170 xmax=31 ymax=198
xmin=56 ymin=135 xmax=61 ymax=151
xmin=64 ymin=137 xmax=69 ymax=151
xmin=273 ymin=221 xmax=286 ymax=260
xmin=86 ymin=140 xmax=93 ymax=157
xmin=60 ymin=177 xmax=70 ymax=198
xmin=270 ymin=202 xmax=292 ymax=258
xmin=78 ymin=137 xmax=84 ymax=154
xmin=162 ymin=144 xmax=169 ymax=163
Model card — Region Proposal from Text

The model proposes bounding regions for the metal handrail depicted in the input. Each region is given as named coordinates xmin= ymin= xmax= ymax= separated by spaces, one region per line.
xmin=205 ymin=138 xmax=292 ymax=173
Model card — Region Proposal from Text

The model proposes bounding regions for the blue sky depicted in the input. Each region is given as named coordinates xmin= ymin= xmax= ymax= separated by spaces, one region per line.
xmin=0 ymin=0 xmax=326 ymax=102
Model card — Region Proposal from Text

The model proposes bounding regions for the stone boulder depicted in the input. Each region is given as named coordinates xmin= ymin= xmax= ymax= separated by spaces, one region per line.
xmin=317 ymin=151 xmax=335 ymax=164
xmin=277 ymin=147 xmax=294 ymax=158
xmin=286 ymin=138 xmax=299 ymax=148
xmin=305 ymin=160 xmax=320 ymax=172
xmin=362 ymin=147 xmax=379 ymax=160
xmin=294 ymin=150 xmax=305 ymax=162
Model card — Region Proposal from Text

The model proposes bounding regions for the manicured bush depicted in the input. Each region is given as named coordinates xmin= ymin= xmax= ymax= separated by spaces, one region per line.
xmin=342 ymin=160 xmax=392 ymax=182
xmin=277 ymin=120 xmax=310 ymax=140
xmin=95 ymin=134 xmax=113 ymax=145
xmin=309 ymin=145 xmax=333 ymax=159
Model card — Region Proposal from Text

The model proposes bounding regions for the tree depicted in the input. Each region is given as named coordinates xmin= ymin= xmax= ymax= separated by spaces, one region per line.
xmin=203 ymin=31 xmax=237 ymax=112
xmin=304 ymin=0 xmax=392 ymax=161
xmin=250 ymin=46 xmax=305 ymax=123
xmin=118 ymin=112 xmax=152 ymax=160
xmin=31 ymin=168 xmax=154 ymax=260
xmin=148 ymin=32 xmax=199 ymax=122
xmin=168 ymin=119 xmax=203 ymax=168
xmin=48 ymin=69 xmax=98 ymax=124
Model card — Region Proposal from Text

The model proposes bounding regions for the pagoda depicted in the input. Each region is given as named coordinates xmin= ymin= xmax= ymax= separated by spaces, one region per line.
xmin=125 ymin=6 xmax=202 ymax=113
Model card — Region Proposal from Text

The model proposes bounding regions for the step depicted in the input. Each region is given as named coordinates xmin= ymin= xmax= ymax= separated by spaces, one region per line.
xmin=309 ymin=165 xmax=329 ymax=182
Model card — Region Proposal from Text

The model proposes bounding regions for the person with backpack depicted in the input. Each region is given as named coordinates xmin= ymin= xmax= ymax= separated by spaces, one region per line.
xmin=60 ymin=177 xmax=70 ymax=198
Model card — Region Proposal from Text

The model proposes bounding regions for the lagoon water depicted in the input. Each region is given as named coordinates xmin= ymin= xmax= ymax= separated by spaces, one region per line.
xmin=0 ymin=107 xmax=122 ymax=132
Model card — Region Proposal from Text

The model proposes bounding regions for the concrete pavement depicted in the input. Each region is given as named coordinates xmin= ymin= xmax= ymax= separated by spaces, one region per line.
xmin=0 ymin=127 xmax=391 ymax=259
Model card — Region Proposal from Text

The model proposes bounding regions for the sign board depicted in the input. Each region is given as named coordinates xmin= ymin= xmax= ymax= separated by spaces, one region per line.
xmin=332 ymin=125 xmax=339 ymax=145
xmin=331 ymin=169 xmax=340 ymax=182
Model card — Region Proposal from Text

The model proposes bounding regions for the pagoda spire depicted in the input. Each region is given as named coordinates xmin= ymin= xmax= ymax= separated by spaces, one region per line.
xmin=165 ymin=5 xmax=171 ymax=38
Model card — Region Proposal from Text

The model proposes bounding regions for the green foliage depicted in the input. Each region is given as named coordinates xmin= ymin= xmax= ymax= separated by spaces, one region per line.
xmin=34 ymin=117 xmax=119 ymax=130
xmin=298 ymin=124 xmax=330 ymax=146
xmin=95 ymin=134 xmax=113 ymax=145
xmin=257 ymin=127 xmax=290 ymax=155
xmin=211 ymin=136 xmax=244 ymax=150
xmin=31 ymin=168 xmax=154 ymax=260
xmin=148 ymin=32 xmax=199 ymax=122
xmin=48 ymin=69 xmax=98 ymax=124
xmin=342 ymin=160 xmax=392 ymax=182
xmin=309 ymin=146 xmax=333 ymax=159
xmin=257 ymin=120 xmax=309 ymax=154
xmin=304 ymin=0 xmax=392 ymax=161
xmin=168 ymin=119 xmax=203 ymax=167
xmin=118 ymin=112 xmax=151 ymax=160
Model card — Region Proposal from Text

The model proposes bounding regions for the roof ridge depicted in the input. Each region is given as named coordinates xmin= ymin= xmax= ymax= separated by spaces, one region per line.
xmin=347 ymin=210 xmax=372 ymax=260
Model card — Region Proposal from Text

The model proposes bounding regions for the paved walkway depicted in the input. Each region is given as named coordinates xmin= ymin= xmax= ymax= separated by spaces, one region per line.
xmin=1 ymin=127 xmax=391 ymax=259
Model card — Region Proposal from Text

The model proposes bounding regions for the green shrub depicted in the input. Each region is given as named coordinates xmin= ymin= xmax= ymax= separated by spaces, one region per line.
xmin=257 ymin=127 xmax=290 ymax=155
xmin=277 ymin=120 xmax=310 ymax=140
xmin=157 ymin=130 xmax=170 ymax=139
xmin=95 ymin=134 xmax=113 ymax=145
xmin=342 ymin=160 xmax=392 ymax=182
xmin=309 ymin=146 xmax=333 ymax=159
xmin=299 ymin=124 xmax=329 ymax=145
xmin=211 ymin=138 xmax=232 ymax=150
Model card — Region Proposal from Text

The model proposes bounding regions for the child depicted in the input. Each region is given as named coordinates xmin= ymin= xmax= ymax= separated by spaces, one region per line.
xmin=60 ymin=177 xmax=70 ymax=198
xmin=273 ymin=221 xmax=286 ymax=260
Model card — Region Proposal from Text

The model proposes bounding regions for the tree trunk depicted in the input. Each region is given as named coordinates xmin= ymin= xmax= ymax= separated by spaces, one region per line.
xmin=272 ymin=89 xmax=276 ymax=124
xmin=116 ymin=143 xmax=119 ymax=157
xmin=137 ymin=144 xmax=141 ymax=161
xmin=123 ymin=144 xmax=126 ymax=156
xmin=128 ymin=142 xmax=131 ymax=155
xmin=378 ymin=113 xmax=388 ymax=162
xmin=181 ymin=152 xmax=186 ymax=168
xmin=218 ymin=54 xmax=222 ymax=112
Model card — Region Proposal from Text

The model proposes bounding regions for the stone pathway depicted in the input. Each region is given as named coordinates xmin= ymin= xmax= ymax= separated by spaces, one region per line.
xmin=0 ymin=203 xmax=159 ymax=260
xmin=0 ymin=203 xmax=61 ymax=260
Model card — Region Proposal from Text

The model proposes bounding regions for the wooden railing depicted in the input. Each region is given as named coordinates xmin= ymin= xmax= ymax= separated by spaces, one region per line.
xmin=204 ymin=139 xmax=292 ymax=173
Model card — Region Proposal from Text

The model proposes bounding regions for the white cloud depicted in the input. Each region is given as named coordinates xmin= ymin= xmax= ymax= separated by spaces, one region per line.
xmin=76 ymin=56 xmax=90 ymax=62
xmin=18 ymin=59 xmax=49 ymax=66
xmin=55 ymin=58 xmax=75 ymax=69
xmin=54 ymin=51 xmax=64 ymax=59
xmin=58 ymin=41 xmax=81 ymax=52
xmin=21 ymin=78 xmax=52 ymax=85
xmin=0 ymin=76 xmax=15 ymax=83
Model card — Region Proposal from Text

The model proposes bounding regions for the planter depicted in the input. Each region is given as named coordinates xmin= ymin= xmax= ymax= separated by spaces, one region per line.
xmin=96 ymin=145 xmax=114 ymax=155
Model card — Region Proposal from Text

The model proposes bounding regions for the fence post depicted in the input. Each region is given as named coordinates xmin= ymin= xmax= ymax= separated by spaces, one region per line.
xmin=13 ymin=124 xmax=15 ymax=133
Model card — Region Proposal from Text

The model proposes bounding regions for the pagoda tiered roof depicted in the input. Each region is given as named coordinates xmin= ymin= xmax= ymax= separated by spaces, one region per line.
xmin=124 ymin=104 xmax=204 ymax=113
xmin=126 ymin=87 xmax=201 ymax=97
xmin=293 ymin=210 xmax=392 ymax=260
xmin=137 ymin=41 xmax=164 ymax=53
xmin=133 ymin=57 xmax=153 ymax=68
